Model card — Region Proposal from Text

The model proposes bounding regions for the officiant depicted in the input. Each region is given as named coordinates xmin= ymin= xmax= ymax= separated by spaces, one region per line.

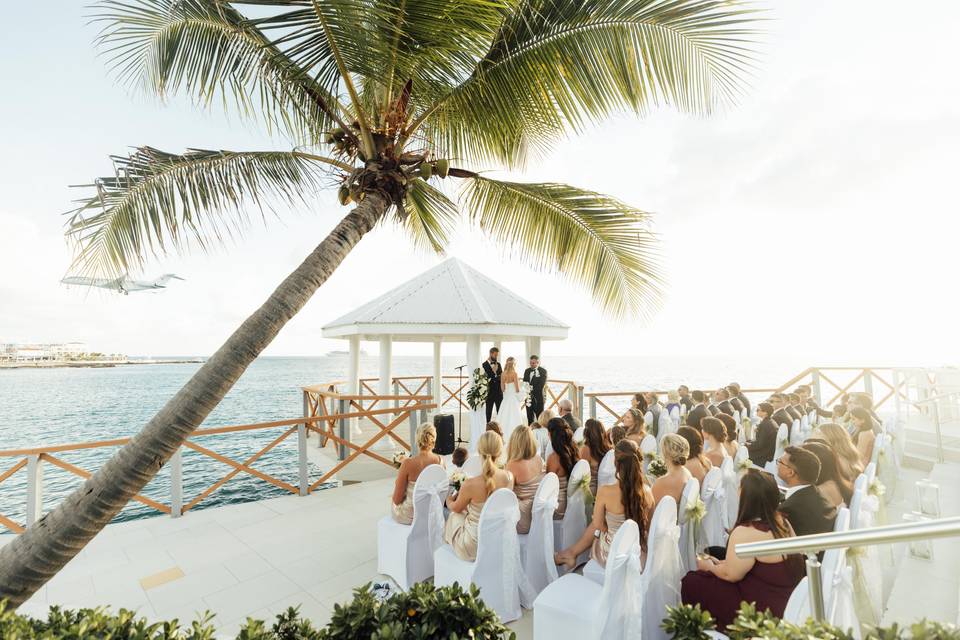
xmin=523 ymin=355 xmax=547 ymax=424
xmin=482 ymin=347 xmax=503 ymax=422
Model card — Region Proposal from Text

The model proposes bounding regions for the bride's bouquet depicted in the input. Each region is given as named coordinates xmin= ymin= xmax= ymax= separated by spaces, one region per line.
xmin=449 ymin=471 xmax=466 ymax=493
xmin=521 ymin=381 xmax=532 ymax=407
xmin=466 ymin=367 xmax=488 ymax=410
xmin=391 ymin=451 xmax=407 ymax=469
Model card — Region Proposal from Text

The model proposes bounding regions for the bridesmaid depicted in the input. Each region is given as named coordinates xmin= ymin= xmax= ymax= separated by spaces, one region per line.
xmin=849 ymin=407 xmax=877 ymax=467
xmin=579 ymin=418 xmax=612 ymax=494
xmin=717 ymin=412 xmax=740 ymax=459
xmin=555 ymin=439 xmax=654 ymax=570
xmin=652 ymin=433 xmax=692 ymax=507
xmin=391 ymin=424 xmax=443 ymax=524
xmin=622 ymin=407 xmax=647 ymax=446
xmin=532 ymin=409 xmax=554 ymax=460
xmin=681 ymin=470 xmax=804 ymax=628
xmin=444 ymin=431 xmax=513 ymax=561
xmin=678 ymin=426 xmax=712 ymax=484
xmin=546 ymin=417 xmax=579 ymax=520
xmin=506 ymin=425 xmax=545 ymax=534
xmin=818 ymin=423 xmax=864 ymax=485
xmin=701 ymin=417 xmax=729 ymax=469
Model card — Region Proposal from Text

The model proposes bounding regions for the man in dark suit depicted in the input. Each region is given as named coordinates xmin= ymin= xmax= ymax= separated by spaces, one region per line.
xmin=685 ymin=390 xmax=709 ymax=430
xmin=678 ymin=385 xmax=694 ymax=413
xmin=558 ymin=399 xmax=581 ymax=430
xmin=797 ymin=384 xmax=831 ymax=420
xmin=747 ymin=401 xmax=778 ymax=467
xmin=785 ymin=393 xmax=803 ymax=422
xmin=714 ymin=388 xmax=734 ymax=416
xmin=482 ymin=347 xmax=502 ymax=422
xmin=770 ymin=393 xmax=793 ymax=427
xmin=728 ymin=382 xmax=751 ymax=417
xmin=523 ymin=355 xmax=547 ymax=424
xmin=777 ymin=446 xmax=837 ymax=537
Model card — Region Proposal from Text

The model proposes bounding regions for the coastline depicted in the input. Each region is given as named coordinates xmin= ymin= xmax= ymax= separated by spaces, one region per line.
xmin=0 ymin=358 xmax=203 ymax=370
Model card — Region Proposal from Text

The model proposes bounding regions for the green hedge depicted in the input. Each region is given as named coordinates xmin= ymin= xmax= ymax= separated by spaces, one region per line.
xmin=663 ymin=602 xmax=960 ymax=640
xmin=0 ymin=582 xmax=514 ymax=640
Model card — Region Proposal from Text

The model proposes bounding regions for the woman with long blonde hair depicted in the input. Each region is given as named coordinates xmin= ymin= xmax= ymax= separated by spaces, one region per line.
xmin=391 ymin=423 xmax=443 ymax=524
xmin=818 ymin=422 xmax=864 ymax=483
xmin=444 ymin=431 xmax=514 ymax=561
xmin=507 ymin=425 xmax=545 ymax=533
xmin=495 ymin=356 xmax=525 ymax=442
xmin=531 ymin=408 xmax=554 ymax=460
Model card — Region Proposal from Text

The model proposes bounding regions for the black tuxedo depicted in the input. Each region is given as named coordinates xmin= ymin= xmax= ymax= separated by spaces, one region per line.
xmin=717 ymin=399 xmax=734 ymax=416
xmin=729 ymin=397 xmax=744 ymax=415
xmin=562 ymin=413 xmax=581 ymax=431
xmin=779 ymin=485 xmax=837 ymax=537
xmin=772 ymin=408 xmax=792 ymax=427
xmin=686 ymin=404 xmax=708 ymax=430
xmin=737 ymin=392 xmax=751 ymax=416
xmin=786 ymin=405 xmax=802 ymax=422
xmin=707 ymin=403 xmax=720 ymax=417
xmin=805 ymin=398 xmax=832 ymax=419
xmin=523 ymin=366 xmax=547 ymax=424
xmin=679 ymin=396 xmax=694 ymax=413
xmin=482 ymin=359 xmax=502 ymax=422
xmin=747 ymin=417 xmax=777 ymax=467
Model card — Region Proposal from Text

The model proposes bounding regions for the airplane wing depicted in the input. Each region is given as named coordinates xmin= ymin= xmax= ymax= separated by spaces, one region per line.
xmin=61 ymin=276 xmax=115 ymax=288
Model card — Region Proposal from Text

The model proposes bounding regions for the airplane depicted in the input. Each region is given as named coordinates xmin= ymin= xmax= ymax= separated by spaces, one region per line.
xmin=60 ymin=274 xmax=184 ymax=295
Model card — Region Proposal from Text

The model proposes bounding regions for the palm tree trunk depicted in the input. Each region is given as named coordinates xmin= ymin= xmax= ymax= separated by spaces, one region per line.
xmin=0 ymin=192 xmax=391 ymax=607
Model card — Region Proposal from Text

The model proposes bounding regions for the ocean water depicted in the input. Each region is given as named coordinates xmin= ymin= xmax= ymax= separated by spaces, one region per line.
xmin=0 ymin=355 xmax=808 ymax=531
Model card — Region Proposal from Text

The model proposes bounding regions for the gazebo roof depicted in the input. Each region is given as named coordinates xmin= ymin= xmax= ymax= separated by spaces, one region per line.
xmin=322 ymin=257 xmax=569 ymax=342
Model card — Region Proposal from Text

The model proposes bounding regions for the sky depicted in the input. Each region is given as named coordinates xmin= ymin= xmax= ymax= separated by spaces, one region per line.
xmin=1 ymin=2 xmax=959 ymax=365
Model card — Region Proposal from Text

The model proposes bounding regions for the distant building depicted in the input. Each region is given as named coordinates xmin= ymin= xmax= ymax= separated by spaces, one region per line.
xmin=0 ymin=342 xmax=125 ymax=362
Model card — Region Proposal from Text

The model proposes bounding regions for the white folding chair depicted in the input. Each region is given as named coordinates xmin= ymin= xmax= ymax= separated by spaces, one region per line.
xmin=700 ymin=467 xmax=728 ymax=549
xmin=669 ymin=405 xmax=681 ymax=428
xmin=597 ymin=449 xmax=616 ymax=488
xmin=533 ymin=519 xmax=643 ymax=640
xmin=734 ymin=443 xmax=749 ymax=476
xmin=773 ymin=423 xmax=789 ymax=465
xmin=640 ymin=433 xmax=657 ymax=473
xmin=518 ymin=473 xmax=560 ymax=597
xmin=644 ymin=410 xmax=654 ymax=429
xmin=462 ymin=455 xmax=483 ymax=478
xmin=657 ymin=410 xmax=674 ymax=446
xmin=434 ymin=488 xmax=531 ymax=623
xmin=677 ymin=477 xmax=702 ymax=571
xmin=553 ymin=460 xmax=591 ymax=565
xmin=573 ymin=425 xmax=585 ymax=444
xmin=377 ymin=464 xmax=449 ymax=590
xmin=720 ymin=455 xmax=739 ymax=527
xmin=641 ymin=497 xmax=683 ymax=640
xmin=789 ymin=419 xmax=803 ymax=445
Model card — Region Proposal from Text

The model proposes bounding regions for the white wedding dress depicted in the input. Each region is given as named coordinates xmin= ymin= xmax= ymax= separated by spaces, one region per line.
xmin=496 ymin=377 xmax=526 ymax=443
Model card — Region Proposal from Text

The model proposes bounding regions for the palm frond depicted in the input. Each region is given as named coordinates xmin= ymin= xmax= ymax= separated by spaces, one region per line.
xmin=66 ymin=147 xmax=329 ymax=277
xmin=402 ymin=178 xmax=459 ymax=253
xmin=415 ymin=0 xmax=761 ymax=167
xmin=460 ymin=176 xmax=664 ymax=319
xmin=89 ymin=0 xmax=347 ymax=142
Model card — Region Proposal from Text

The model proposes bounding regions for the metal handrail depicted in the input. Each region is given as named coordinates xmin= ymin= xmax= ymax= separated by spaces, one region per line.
xmin=735 ymin=516 xmax=960 ymax=622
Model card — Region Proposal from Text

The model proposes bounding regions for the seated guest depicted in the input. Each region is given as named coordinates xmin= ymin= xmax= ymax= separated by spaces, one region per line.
xmin=444 ymin=431 xmax=513 ymax=560
xmin=850 ymin=393 xmax=883 ymax=432
xmin=685 ymin=390 xmax=709 ymax=429
xmin=714 ymin=387 xmax=734 ymax=416
xmin=777 ymin=446 xmax=837 ymax=536
xmin=645 ymin=391 xmax=663 ymax=436
xmin=558 ymin=399 xmax=582 ymax=431
xmin=485 ymin=420 xmax=503 ymax=438
xmin=610 ymin=424 xmax=627 ymax=446
xmin=579 ymin=418 xmax=612 ymax=494
xmin=532 ymin=409 xmax=554 ymax=460
xmin=818 ymin=423 xmax=864 ymax=484
xmin=747 ymin=402 xmax=778 ymax=467
xmin=652 ymin=434 xmax=693 ymax=506
xmin=769 ymin=393 xmax=793 ymax=428
xmin=727 ymin=382 xmax=750 ymax=417
xmin=802 ymin=441 xmax=853 ymax=508
xmin=546 ymin=417 xmax=579 ymax=520
xmin=717 ymin=412 xmax=740 ymax=459
xmin=678 ymin=426 xmax=712 ymax=484
xmin=832 ymin=403 xmax=847 ymax=422
xmin=678 ymin=385 xmax=695 ymax=413
xmin=797 ymin=384 xmax=831 ymax=419
xmin=450 ymin=446 xmax=468 ymax=472
xmin=391 ymin=424 xmax=443 ymax=524
xmin=632 ymin=392 xmax=648 ymax=414
xmin=666 ymin=390 xmax=682 ymax=416
xmin=681 ymin=470 xmax=804 ymax=628
xmin=849 ymin=407 xmax=877 ymax=467
xmin=506 ymin=425 xmax=545 ymax=534
xmin=555 ymin=439 xmax=654 ymax=570
xmin=623 ymin=407 xmax=650 ymax=447
xmin=786 ymin=393 xmax=804 ymax=421
xmin=702 ymin=417 xmax=729 ymax=468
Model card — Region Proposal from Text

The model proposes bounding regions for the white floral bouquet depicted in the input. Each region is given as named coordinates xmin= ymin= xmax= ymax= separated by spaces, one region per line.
xmin=647 ymin=455 xmax=668 ymax=478
xmin=391 ymin=451 xmax=407 ymax=469
xmin=466 ymin=367 xmax=489 ymax=410
xmin=450 ymin=471 xmax=466 ymax=492
xmin=521 ymin=381 xmax=532 ymax=407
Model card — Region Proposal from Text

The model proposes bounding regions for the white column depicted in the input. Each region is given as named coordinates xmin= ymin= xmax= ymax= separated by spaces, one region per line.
xmin=528 ymin=336 xmax=542 ymax=360
xmin=465 ymin=335 xmax=482 ymax=370
xmin=494 ymin=340 xmax=502 ymax=356
xmin=170 ymin=447 xmax=183 ymax=517
xmin=433 ymin=339 xmax=443 ymax=411
xmin=346 ymin=335 xmax=361 ymax=438
xmin=377 ymin=335 xmax=393 ymax=396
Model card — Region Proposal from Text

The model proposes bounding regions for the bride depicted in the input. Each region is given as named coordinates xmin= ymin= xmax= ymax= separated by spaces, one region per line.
xmin=496 ymin=357 xmax=526 ymax=442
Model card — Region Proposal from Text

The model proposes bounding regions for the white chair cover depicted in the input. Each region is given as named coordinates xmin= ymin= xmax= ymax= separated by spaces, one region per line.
xmin=639 ymin=434 xmax=658 ymax=473
xmin=732 ymin=409 xmax=741 ymax=424
xmin=532 ymin=520 xmax=643 ymax=640
xmin=847 ymin=486 xmax=882 ymax=627
xmin=554 ymin=460 xmax=591 ymax=562
xmin=657 ymin=410 xmax=675 ymax=446
xmin=573 ymin=425 xmax=585 ymax=445
xmin=874 ymin=434 xmax=897 ymax=505
xmin=377 ymin=464 xmax=449 ymax=590
xmin=800 ymin=414 xmax=810 ymax=433
xmin=700 ymin=467 xmax=728 ymax=548
xmin=789 ymin=419 xmax=803 ymax=445
xmin=433 ymin=488 xmax=534 ymax=623
xmin=720 ymin=455 xmax=738 ymax=527
xmin=669 ymin=405 xmax=681 ymax=427
xmin=462 ymin=455 xmax=483 ymax=478
xmin=519 ymin=473 xmax=560 ymax=597
xmin=596 ymin=449 xmax=615 ymax=487
xmin=733 ymin=443 xmax=750 ymax=477
xmin=773 ymin=423 xmax=789 ymax=464
xmin=677 ymin=477 xmax=702 ymax=570
xmin=641 ymin=497 xmax=683 ymax=640
xmin=644 ymin=410 xmax=654 ymax=428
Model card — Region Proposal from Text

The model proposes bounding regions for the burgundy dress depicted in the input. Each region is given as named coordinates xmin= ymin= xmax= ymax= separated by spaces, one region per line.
xmin=680 ymin=522 xmax=803 ymax=629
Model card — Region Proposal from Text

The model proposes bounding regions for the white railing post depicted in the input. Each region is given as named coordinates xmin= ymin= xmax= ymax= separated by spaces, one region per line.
xmin=577 ymin=385 xmax=585 ymax=420
xmin=297 ymin=422 xmax=309 ymax=496
xmin=393 ymin=379 xmax=400 ymax=410
xmin=170 ymin=447 xmax=183 ymax=518
xmin=863 ymin=369 xmax=874 ymax=398
xmin=338 ymin=398 xmax=349 ymax=460
xmin=811 ymin=369 xmax=822 ymax=406
xmin=302 ymin=390 xmax=310 ymax=440
xmin=26 ymin=454 xmax=43 ymax=527
xmin=589 ymin=396 xmax=597 ymax=420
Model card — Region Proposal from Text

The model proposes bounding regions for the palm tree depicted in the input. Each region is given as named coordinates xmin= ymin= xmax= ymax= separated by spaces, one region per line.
xmin=0 ymin=0 xmax=757 ymax=605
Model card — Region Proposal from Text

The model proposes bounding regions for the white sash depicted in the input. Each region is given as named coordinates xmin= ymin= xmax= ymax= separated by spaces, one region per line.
xmin=594 ymin=542 xmax=644 ymax=640
xmin=525 ymin=493 xmax=560 ymax=594
xmin=422 ymin=478 xmax=449 ymax=554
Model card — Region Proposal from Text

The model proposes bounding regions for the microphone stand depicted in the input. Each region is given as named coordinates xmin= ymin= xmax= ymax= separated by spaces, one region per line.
xmin=454 ymin=364 xmax=468 ymax=447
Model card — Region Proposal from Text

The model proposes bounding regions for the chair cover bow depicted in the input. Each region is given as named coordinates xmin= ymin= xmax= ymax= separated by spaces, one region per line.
xmin=485 ymin=508 xmax=537 ymax=610
xmin=423 ymin=478 xmax=449 ymax=553
xmin=595 ymin=543 xmax=644 ymax=640
xmin=525 ymin=493 xmax=560 ymax=595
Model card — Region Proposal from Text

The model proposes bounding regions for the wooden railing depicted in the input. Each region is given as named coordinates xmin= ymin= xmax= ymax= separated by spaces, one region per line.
xmin=0 ymin=391 xmax=434 ymax=535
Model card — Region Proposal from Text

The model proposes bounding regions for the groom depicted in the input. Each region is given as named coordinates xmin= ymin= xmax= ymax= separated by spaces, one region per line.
xmin=523 ymin=355 xmax=547 ymax=424
xmin=482 ymin=347 xmax=502 ymax=422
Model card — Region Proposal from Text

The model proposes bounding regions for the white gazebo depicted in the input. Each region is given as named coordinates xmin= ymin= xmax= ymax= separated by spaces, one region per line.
xmin=322 ymin=257 xmax=569 ymax=411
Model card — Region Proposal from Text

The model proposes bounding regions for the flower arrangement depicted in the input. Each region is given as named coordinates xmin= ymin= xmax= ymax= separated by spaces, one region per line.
xmin=868 ymin=478 xmax=886 ymax=498
xmin=391 ymin=451 xmax=407 ymax=469
xmin=521 ymin=381 xmax=532 ymax=407
xmin=647 ymin=455 xmax=668 ymax=478
xmin=450 ymin=471 xmax=466 ymax=492
xmin=685 ymin=496 xmax=706 ymax=523
xmin=466 ymin=367 xmax=489 ymax=410
xmin=737 ymin=458 xmax=753 ymax=472
xmin=574 ymin=473 xmax=594 ymax=519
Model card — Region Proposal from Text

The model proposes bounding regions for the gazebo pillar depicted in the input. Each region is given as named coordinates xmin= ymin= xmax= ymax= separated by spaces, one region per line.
xmin=377 ymin=335 xmax=393 ymax=396
xmin=466 ymin=335 xmax=481 ymax=371
xmin=432 ymin=339 xmax=443 ymax=411
xmin=347 ymin=336 xmax=361 ymax=397
xmin=527 ymin=336 xmax=542 ymax=360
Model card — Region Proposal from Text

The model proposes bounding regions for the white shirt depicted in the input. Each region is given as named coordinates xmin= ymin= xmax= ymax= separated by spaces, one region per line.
xmin=783 ymin=483 xmax=810 ymax=499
